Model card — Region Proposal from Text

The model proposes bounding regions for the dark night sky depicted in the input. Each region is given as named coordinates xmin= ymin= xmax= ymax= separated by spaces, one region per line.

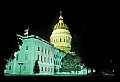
xmin=1 ymin=1 xmax=115 ymax=42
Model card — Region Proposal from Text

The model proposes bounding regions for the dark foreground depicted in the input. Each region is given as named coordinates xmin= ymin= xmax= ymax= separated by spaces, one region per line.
xmin=1 ymin=75 xmax=119 ymax=81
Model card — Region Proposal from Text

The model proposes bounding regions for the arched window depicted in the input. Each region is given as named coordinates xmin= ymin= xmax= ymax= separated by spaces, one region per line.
xmin=38 ymin=47 xmax=40 ymax=51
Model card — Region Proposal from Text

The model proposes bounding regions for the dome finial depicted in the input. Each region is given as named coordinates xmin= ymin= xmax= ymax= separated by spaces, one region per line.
xmin=59 ymin=11 xmax=63 ymax=20
xmin=53 ymin=11 xmax=69 ymax=30
xmin=60 ymin=11 xmax=62 ymax=15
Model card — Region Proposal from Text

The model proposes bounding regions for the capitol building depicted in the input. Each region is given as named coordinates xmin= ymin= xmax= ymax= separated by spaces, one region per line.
xmin=4 ymin=11 xmax=90 ymax=76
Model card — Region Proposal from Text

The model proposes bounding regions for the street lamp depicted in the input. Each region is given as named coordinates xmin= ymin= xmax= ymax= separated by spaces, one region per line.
xmin=18 ymin=63 xmax=23 ymax=76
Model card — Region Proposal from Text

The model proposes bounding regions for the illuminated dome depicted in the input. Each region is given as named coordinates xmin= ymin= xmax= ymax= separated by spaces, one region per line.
xmin=50 ymin=11 xmax=72 ymax=53
xmin=53 ymin=11 xmax=69 ymax=30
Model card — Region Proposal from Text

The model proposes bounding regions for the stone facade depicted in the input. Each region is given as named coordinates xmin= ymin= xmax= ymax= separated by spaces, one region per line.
xmin=4 ymin=35 xmax=66 ymax=75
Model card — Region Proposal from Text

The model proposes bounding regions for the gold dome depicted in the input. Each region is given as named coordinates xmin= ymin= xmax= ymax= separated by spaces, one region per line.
xmin=53 ymin=11 xmax=69 ymax=30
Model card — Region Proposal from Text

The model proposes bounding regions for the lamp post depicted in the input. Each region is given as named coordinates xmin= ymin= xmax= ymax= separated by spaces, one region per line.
xmin=18 ymin=63 xmax=23 ymax=76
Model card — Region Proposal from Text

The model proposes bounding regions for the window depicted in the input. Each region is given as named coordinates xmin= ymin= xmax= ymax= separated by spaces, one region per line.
xmin=51 ymin=68 xmax=52 ymax=72
xmin=60 ymin=56 xmax=61 ymax=59
xmin=44 ymin=57 xmax=46 ymax=63
xmin=23 ymin=66 xmax=26 ymax=71
xmin=64 ymin=39 xmax=65 ymax=42
xmin=37 ymin=55 xmax=39 ymax=61
xmin=45 ymin=67 xmax=47 ymax=71
xmin=48 ymin=67 xmax=50 ymax=72
xmin=38 ymin=47 xmax=40 ymax=51
xmin=25 ymin=54 xmax=28 ymax=60
xmin=9 ymin=66 xmax=11 ymax=70
xmin=60 ymin=38 xmax=61 ymax=42
xmin=56 ymin=61 xmax=58 ymax=65
xmin=51 ymin=58 xmax=52 ymax=63
xmin=54 ymin=60 xmax=56 ymax=65
xmin=47 ymin=58 xmax=49 ymax=63
xmin=48 ymin=50 xmax=49 ymax=55
xmin=41 ymin=67 xmax=43 ymax=71
xmin=41 ymin=48 xmax=43 ymax=52
xmin=41 ymin=56 xmax=43 ymax=62
xmin=26 ymin=46 xmax=28 ymax=50
xmin=58 ymin=61 xmax=60 ymax=65
xmin=45 ymin=49 xmax=46 ymax=54
xmin=16 ymin=54 xmax=19 ymax=61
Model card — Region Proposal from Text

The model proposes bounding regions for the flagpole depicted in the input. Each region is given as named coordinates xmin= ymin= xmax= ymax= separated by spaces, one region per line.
xmin=24 ymin=27 xmax=29 ymax=37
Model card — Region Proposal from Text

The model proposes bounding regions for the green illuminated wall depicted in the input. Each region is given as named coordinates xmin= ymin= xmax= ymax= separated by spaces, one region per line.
xmin=5 ymin=35 xmax=66 ymax=75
